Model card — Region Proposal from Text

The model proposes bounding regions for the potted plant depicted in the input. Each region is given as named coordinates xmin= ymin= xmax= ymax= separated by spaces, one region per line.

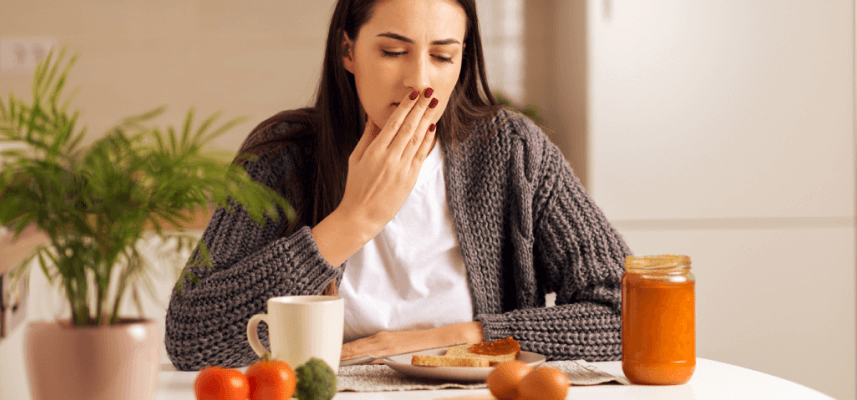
xmin=0 ymin=49 xmax=291 ymax=400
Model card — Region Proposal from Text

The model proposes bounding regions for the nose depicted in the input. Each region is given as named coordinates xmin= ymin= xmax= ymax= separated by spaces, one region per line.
xmin=403 ymin=53 xmax=431 ymax=94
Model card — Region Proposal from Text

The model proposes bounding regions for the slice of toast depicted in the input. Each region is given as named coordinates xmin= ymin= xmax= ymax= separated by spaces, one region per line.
xmin=411 ymin=354 xmax=490 ymax=367
xmin=410 ymin=337 xmax=521 ymax=368
xmin=444 ymin=344 xmax=519 ymax=366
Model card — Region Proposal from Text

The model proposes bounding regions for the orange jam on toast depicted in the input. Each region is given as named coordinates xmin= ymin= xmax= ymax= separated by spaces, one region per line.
xmin=469 ymin=336 xmax=521 ymax=357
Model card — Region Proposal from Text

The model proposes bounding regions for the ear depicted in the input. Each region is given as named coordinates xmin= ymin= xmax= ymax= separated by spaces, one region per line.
xmin=342 ymin=33 xmax=355 ymax=73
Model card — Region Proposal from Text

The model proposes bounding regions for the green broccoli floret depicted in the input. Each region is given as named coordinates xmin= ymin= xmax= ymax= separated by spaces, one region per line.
xmin=295 ymin=357 xmax=337 ymax=400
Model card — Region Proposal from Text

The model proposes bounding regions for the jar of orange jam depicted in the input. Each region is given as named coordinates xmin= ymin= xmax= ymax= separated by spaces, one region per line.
xmin=622 ymin=255 xmax=695 ymax=385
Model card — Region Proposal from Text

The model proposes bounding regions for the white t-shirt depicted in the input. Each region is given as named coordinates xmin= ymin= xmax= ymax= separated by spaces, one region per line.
xmin=339 ymin=140 xmax=473 ymax=343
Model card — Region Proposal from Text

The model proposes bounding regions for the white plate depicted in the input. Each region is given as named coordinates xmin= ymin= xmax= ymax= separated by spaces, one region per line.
xmin=382 ymin=349 xmax=546 ymax=382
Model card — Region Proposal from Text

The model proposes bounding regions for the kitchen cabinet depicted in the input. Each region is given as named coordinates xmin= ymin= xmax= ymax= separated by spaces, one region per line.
xmin=581 ymin=1 xmax=856 ymax=398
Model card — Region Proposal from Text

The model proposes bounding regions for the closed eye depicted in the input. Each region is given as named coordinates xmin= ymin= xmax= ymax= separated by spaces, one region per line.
xmin=381 ymin=50 xmax=454 ymax=64
xmin=381 ymin=50 xmax=406 ymax=58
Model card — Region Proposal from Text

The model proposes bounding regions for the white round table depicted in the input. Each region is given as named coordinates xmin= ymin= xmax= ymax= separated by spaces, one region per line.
xmin=157 ymin=358 xmax=833 ymax=399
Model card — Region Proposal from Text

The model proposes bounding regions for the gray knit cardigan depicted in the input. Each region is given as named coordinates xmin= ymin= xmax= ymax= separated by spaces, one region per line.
xmin=165 ymin=109 xmax=632 ymax=371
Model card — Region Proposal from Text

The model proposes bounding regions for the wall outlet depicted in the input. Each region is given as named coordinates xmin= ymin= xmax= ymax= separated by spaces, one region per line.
xmin=0 ymin=264 xmax=27 ymax=340
xmin=0 ymin=37 xmax=56 ymax=73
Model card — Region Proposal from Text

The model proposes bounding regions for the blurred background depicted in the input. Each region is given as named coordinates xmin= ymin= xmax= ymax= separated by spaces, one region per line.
xmin=0 ymin=0 xmax=855 ymax=399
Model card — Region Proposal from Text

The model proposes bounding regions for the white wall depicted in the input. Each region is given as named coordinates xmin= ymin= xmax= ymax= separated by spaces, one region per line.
xmin=585 ymin=1 xmax=856 ymax=399
xmin=0 ymin=0 xmax=336 ymax=153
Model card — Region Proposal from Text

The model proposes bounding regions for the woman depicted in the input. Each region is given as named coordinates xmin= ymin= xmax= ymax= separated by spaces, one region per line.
xmin=165 ymin=0 xmax=631 ymax=371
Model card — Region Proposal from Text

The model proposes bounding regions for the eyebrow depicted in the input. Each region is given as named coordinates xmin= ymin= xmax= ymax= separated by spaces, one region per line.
xmin=376 ymin=32 xmax=461 ymax=46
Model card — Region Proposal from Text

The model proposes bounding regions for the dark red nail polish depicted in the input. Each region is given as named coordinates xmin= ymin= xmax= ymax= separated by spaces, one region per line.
xmin=429 ymin=98 xmax=439 ymax=109
xmin=365 ymin=114 xmax=368 ymax=122
xmin=424 ymin=87 xmax=434 ymax=98
xmin=429 ymin=123 xmax=436 ymax=132
xmin=409 ymin=91 xmax=419 ymax=100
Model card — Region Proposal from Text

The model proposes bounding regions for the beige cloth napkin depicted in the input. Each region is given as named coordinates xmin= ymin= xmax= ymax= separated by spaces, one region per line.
xmin=337 ymin=359 xmax=630 ymax=392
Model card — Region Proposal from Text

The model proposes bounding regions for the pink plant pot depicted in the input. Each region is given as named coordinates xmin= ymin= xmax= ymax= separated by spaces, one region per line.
xmin=26 ymin=318 xmax=161 ymax=400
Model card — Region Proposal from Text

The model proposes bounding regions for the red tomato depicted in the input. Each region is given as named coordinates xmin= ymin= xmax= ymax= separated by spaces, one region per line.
xmin=194 ymin=366 xmax=250 ymax=400
xmin=246 ymin=359 xmax=297 ymax=400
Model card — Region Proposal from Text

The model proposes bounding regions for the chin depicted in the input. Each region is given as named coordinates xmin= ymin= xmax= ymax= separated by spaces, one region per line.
xmin=370 ymin=113 xmax=391 ymax=129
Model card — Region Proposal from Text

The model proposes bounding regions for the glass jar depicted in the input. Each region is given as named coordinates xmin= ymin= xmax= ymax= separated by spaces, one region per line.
xmin=622 ymin=254 xmax=695 ymax=385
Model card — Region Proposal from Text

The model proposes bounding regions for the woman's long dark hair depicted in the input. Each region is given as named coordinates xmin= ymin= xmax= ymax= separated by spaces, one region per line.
xmin=240 ymin=0 xmax=499 ymax=240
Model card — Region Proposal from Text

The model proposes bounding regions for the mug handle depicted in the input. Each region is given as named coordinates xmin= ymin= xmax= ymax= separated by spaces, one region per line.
xmin=246 ymin=314 xmax=270 ymax=358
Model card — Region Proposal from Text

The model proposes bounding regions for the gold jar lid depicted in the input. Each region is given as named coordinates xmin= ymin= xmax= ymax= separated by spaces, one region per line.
xmin=625 ymin=254 xmax=691 ymax=273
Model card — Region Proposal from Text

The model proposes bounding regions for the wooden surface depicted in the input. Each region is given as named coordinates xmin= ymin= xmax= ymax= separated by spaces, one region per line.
xmin=0 ymin=208 xmax=212 ymax=276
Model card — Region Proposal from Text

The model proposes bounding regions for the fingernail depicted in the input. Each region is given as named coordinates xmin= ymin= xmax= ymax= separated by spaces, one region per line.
xmin=429 ymin=98 xmax=439 ymax=109
xmin=409 ymin=90 xmax=419 ymax=100
xmin=365 ymin=114 xmax=368 ymax=122
xmin=429 ymin=123 xmax=436 ymax=132
xmin=424 ymin=87 xmax=434 ymax=98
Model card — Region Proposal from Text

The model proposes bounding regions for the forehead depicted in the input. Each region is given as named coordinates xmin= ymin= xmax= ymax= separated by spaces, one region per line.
xmin=360 ymin=0 xmax=467 ymax=42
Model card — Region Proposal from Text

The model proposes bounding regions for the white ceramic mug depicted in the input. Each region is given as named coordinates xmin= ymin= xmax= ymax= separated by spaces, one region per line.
xmin=247 ymin=295 xmax=344 ymax=371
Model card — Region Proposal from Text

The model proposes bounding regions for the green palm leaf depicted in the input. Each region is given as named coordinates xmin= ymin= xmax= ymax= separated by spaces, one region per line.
xmin=0 ymin=47 xmax=293 ymax=326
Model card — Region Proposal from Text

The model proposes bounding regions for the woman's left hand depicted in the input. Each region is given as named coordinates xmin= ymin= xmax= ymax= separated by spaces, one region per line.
xmin=340 ymin=321 xmax=484 ymax=362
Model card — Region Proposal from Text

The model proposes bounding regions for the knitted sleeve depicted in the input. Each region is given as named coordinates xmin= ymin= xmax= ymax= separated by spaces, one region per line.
xmin=475 ymin=116 xmax=631 ymax=362
xmin=164 ymin=137 xmax=340 ymax=371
